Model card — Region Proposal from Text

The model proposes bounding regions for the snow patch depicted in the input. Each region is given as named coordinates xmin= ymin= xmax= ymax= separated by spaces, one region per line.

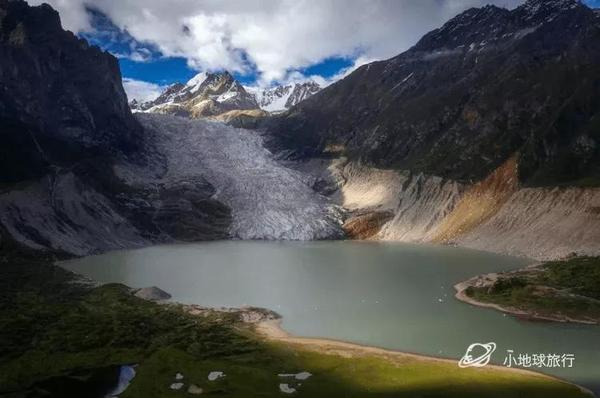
xmin=186 ymin=72 xmax=208 ymax=93
xmin=208 ymin=371 xmax=225 ymax=381
xmin=279 ymin=384 xmax=297 ymax=394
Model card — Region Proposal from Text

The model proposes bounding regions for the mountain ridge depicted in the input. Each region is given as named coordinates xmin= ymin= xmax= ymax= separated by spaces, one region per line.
xmin=131 ymin=71 xmax=259 ymax=118
xmin=251 ymin=81 xmax=321 ymax=112
xmin=265 ymin=0 xmax=600 ymax=187
xmin=132 ymin=74 xmax=322 ymax=116
xmin=0 ymin=0 xmax=598 ymax=261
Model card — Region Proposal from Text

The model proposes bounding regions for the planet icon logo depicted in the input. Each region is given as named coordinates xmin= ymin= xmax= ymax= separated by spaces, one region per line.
xmin=458 ymin=342 xmax=497 ymax=368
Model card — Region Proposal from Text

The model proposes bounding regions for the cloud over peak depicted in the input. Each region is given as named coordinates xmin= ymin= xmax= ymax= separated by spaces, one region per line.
xmin=29 ymin=0 xmax=525 ymax=84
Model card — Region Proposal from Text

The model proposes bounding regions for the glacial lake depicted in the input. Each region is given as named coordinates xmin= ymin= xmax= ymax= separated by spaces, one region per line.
xmin=60 ymin=241 xmax=600 ymax=393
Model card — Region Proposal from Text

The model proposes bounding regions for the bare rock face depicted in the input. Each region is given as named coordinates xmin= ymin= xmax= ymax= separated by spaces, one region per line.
xmin=343 ymin=211 xmax=394 ymax=240
xmin=285 ymin=81 xmax=321 ymax=109
xmin=134 ymin=286 xmax=172 ymax=301
xmin=0 ymin=0 xmax=143 ymax=183
xmin=333 ymin=160 xmax=600 ymax=260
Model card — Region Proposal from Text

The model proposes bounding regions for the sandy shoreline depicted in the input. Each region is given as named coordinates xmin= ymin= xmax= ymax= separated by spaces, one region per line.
xmin=254 ymin=318 xmax=594 ymax=397
xmin=453 ymin=275 xmax=599 ymax=325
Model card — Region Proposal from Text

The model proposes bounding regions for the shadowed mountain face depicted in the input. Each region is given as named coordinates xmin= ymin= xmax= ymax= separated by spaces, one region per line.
xmin=266 ymin=0 xmax=600 ymax=187
xmin=0 ymin=0 xmax=143 ymax=183
xmin=0 ymin=0 xmax=233 ymax=253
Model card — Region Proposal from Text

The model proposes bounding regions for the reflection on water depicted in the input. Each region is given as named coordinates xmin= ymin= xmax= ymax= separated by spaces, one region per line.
xmin=61 ymin=241 xmax=600 ymax=394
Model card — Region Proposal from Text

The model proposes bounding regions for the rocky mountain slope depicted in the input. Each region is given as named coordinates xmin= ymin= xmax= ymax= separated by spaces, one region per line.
xmin=323 ymin=158 xmax=599 ymax=260
xmin=251 ymin=81 xmax=321 ymax=112
xmin=131 ymin=71 xmax=260 ymax=118
xmin=0 ymin=1 xmax=342 ymax=255
xmin=266 ymin=0 xmax=600 ymax=188
xmin=0 ymin=1 xmax=234 ymax=254
xmin=262 ymin=0 xmax=600 ymax=260
xmin=1 ymin=0 xmax=598 ymax=261
xmin=0 ymin=0 xmax=142 ymax=183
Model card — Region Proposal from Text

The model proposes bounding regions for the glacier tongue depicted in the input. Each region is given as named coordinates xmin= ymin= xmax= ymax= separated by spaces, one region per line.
xmin=134 ymin=114 xmax=344 ymax=240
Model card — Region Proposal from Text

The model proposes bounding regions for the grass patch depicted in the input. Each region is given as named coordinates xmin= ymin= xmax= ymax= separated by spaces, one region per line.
xmin=122 ymin=342 xmax=587 ymax=398
xmin=540 ymin=257 xmax=600 ymax=299
xmin=466 ymin=257 xmax=600 ymax=322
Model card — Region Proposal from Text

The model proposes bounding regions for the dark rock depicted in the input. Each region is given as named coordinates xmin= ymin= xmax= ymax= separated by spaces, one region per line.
xmin=0 ymin=0 xmax=232 ymax=254
xmin=0 ymin=0 xmax=143 ymax=183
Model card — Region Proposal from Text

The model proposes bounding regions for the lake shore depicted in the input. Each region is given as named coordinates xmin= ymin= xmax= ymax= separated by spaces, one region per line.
xmin=454 ymin=269 xmax=600 ymax=326
xmin=253 ymin=318 xmax=595 ymax=397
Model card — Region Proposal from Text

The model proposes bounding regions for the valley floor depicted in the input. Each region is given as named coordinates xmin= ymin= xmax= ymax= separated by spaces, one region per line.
xmin=1 ymin=115 xmax=599 ymax=396
xmin=0 ymin=246 xmax=591 ymax=398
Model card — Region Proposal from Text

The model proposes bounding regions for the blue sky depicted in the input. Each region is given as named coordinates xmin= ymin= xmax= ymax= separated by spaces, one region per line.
xmin=80 ymin=8 xmax=356 ymax=87
xmin=42 ymin=0 xmax=598 ymax=101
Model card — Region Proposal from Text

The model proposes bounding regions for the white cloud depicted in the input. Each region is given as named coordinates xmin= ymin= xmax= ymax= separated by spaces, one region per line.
xmin=28 ymin=0 xmax=91 ymax=32
xmin=28 ymin=0 xmax=525 ymax=84
xmin=122 ymin=78 xmax=164 ymax=102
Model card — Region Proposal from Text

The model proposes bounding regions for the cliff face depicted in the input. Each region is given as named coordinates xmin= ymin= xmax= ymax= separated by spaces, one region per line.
xmin=266 ymin=0 xmax=600 ymax=187
xmin=0 ymin=0 xmax=142 ymax=183
xmin=0 ymin=1 xmax=232 ymax=254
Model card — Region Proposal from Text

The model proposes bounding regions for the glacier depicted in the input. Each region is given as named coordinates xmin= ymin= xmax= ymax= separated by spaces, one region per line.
xmin=0 ymin=114 xmax=344 ymax=255
xmin=123 ymin=114 xmax=344 ymax=240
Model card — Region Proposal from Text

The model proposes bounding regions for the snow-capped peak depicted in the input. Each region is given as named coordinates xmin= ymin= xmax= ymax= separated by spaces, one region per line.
xmin=130 ymin=71 xmax=258 ymax=117
xmin=186 ymin=72 xmax=208 ymax=93
xmin=252 ymin=81 xmax=321 ymax=112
